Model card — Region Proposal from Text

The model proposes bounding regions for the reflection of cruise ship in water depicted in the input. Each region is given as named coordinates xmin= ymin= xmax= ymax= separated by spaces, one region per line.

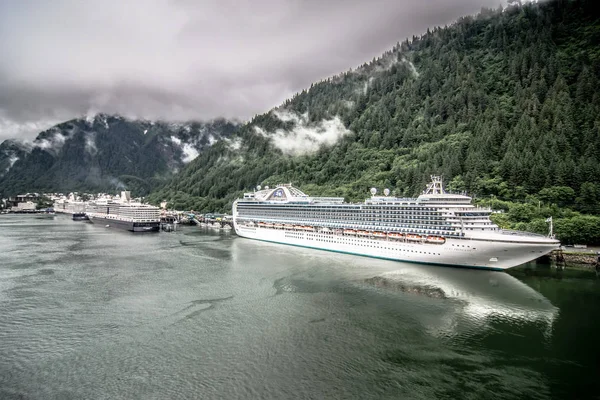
xmin=363 ymin=265 xmax=558 ymax=334
xmin=233 ymin=176 xmax=560 ymax=270
xmin=231 ymin=239 xmax=558 ymax=335
xmin=85 ymin=191 xmax=161 ymax=232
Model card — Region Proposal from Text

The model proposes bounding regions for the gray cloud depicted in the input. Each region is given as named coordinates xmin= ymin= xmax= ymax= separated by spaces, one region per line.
xmin=0 ymin=0 xmax=505 ymax=140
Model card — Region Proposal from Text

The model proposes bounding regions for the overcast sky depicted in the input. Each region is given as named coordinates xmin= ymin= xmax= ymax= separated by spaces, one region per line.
xmin=0 ymin=0 xmax=505 ymax=141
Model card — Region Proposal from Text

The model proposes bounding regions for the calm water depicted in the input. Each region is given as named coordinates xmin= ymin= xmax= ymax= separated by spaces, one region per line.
xmin=0 ymin=215 xmax=599 ymax=400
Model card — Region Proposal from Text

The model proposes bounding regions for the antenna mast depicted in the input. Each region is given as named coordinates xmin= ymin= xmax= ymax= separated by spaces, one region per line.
xmin=424 ymin=175 xmax=445 ymax=195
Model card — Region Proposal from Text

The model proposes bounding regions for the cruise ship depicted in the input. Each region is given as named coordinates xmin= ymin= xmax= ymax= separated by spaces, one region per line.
xmin=86 ymin=191 xmax=160 ymax=232
xmin=232 ymin=176 xmax=560 ymax=270
xmin=54 ymin=198 xmax=88 ymax=220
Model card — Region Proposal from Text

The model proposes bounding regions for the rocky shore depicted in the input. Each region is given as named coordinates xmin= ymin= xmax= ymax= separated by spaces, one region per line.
xmin=560 ymin=251 xmax=598 ymax=267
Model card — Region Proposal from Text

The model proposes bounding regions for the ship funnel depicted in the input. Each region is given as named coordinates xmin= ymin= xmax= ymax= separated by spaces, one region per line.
xmin=121 ymin=191 xmax=131 ymax=202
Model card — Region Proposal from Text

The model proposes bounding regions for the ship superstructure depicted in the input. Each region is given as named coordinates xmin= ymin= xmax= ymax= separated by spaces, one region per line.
xmin=85 ymin=191 xmax=160 ymax=232
xmin=53 ymin=194 xmax=88 ymax=220
xmin=232 ymin=177 xmax=560 ymax=270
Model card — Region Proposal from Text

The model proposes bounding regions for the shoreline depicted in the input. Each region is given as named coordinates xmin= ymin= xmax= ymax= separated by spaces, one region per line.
xmin=558 ymin=250 xmax=598 ymax=267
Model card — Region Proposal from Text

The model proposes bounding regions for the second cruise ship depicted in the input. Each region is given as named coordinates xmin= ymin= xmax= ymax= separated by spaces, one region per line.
xmin=86 ymin=191 xmax=161 ymax=232
xmin=232 ymin=176 xmax=560 ymax=270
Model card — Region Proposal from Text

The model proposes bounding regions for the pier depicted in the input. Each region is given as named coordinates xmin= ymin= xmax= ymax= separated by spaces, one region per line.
xmin=160 ymin=212 xmax=234 ymax=230
xmin=199 ymin=216 xmax=234 ymax=229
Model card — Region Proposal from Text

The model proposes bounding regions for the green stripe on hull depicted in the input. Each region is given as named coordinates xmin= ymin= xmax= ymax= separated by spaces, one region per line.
xmin=239 ymin=234 xmax=504 ymax=272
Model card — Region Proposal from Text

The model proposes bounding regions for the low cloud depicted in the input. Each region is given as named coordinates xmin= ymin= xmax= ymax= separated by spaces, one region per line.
xmin=256 ymin=110 xmax=351 ymax=156
xmin=224 ymin=137 xmax=243 ymax=151
xmin=356 ymin=55 xmax=420 ymax=95
xmin=0 ymin=113 xmax=63 ymax=141
xmin=181 ymin=143 xmax=199 ymax=163
xmin=170 ymin=135 xmax=201 ymax=163
xmin=401 ymin=57 xmax=420 ymax=78
xmin=0 ymin=0 xmax=504 ymax=141
xmin=85 ymin=132 xmax=97 ymax=155
xmin=3 ymin=155 xmax=19 ymax=175
xmin=170 ymin=136 xmax=182 ymax=146
xmin=34 ymin=131 xmax=69 ymax=154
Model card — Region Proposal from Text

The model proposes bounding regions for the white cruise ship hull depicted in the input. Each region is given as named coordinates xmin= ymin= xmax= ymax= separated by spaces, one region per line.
xmin=233 ymin=224 xmax=558 ymax=270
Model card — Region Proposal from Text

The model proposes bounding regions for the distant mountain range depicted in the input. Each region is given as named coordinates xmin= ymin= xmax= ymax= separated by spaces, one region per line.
xmin=0 ymin=114 xmax=238 ymax=196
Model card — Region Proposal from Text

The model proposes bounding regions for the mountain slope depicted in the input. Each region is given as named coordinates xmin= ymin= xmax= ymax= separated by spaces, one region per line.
xmin=0 ymin=140 xmax=32 ymax=179
xmin=0 ymin=115 xmax=238 ymax=196
xmin=149 ymin=0 xmax=600 ymax=213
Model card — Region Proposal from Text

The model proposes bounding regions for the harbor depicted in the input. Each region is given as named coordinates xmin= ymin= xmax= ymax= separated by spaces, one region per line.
xmin=1 ymin=214 xmax=599 ymax=399
xmin=1 ymin=203 xmax=595 ymax=274
xmin=1 ymin=185 xmax=593 ymax=272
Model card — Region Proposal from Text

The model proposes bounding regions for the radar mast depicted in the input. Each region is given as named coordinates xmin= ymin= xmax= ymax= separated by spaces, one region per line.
xmin=424 ymin=176 xmax=445 ymax=195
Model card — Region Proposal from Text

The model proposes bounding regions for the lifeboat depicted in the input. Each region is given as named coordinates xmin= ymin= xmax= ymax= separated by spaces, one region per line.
xmin=426 ymin=236 xmax=446 ymax=244
xmin=274 ymin=223 xmax=283 ymax=229
xmin=264 ymin=222 xmax=274 ymax=228
xmin=387 ymin=232 xmax=404 ymax=240
xmin=357 ymin=230 xmax=370 ymax=237
xmin=258 ymin=222 xmax=267 ymax=227
xmin=284 ymin=224 xmax=294 ymax=230
xmin=321 ymin=227 xmax=331 ymax=233
xmin=405 ymin=234 xmax=422 ymax=241
xmin=343 ymin=229 xmax=357 ymax=235
xmin=372 ymin=231 xmax=386 ymax=238
xmin=305 ymin=226 xmax=316 ymax=232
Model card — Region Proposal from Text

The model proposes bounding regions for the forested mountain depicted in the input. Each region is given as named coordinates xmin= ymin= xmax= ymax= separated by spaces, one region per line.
xmin=150 ymin=0 xmax=600 ymax=221
xmin=0 ymin=115 xmax=238 ymax=196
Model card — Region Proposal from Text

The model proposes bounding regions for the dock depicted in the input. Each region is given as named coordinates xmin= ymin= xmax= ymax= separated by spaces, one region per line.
xmin=160 ymin=212 xmax=234 ymax=230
